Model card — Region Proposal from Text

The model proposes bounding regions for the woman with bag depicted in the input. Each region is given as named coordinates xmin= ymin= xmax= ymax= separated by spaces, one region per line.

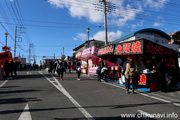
xmin=76 ymin=60 xmax=81 ymax=81
xmin=125 ymin=59 xmax=135 ymax=94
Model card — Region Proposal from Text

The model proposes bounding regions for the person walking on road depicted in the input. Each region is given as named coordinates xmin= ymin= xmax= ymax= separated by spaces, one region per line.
xmin=54 ymin=59 xmax=58 ymax=73
xmin=96 ymin=65 xmax=102 ymax=81
xmin=10 ymin=59 xmax=14 ymax=77
xmin=56 ymin=59 xmax=64 ymax=80
xmin=14 ymin=61 xmax=18 ymax=77
xmin=67 ymin=61 xmax=71 ymax=73
xmin=39 ymin=60 xmax=42 ymax=70
xmin=76 ymin=60 xmax=81 ymax=81
xmin=125 ymin=59 xmax=135 ymax=94
xmin=155 ymin=58 xmax=167 ymax=92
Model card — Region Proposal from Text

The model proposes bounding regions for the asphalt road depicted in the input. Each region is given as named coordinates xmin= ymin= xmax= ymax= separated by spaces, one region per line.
xmin=0 ymin=70 xmax=179 ymax=120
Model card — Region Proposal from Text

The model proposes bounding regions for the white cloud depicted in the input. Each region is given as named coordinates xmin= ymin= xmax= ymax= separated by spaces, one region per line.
xmin=131 ymin=21 xmax=144 ymax=31
xmin=143 ymin=0 xmax=169 ymax=9
xmin=47 ymin=0 xmax=168 ymax=27
xmin=91 ymin=30 xmax=123 ymax=42
xmin=154 ymin=22 xmax=160 ymax=26
xmin=73 ymin=33 xmax=87 ymax=41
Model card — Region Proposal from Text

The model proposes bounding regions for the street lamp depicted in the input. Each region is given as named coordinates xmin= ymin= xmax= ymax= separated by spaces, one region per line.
xmin=5 ymin=33 xmax=8 ymax=46
xmin=86 ymin=27 xmax=90 ymax=47
xmin=86 ymin=27 xmax=90 ymax=74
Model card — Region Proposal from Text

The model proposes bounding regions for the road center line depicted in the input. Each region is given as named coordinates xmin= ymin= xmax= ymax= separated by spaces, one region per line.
xmin=103 ymin=82 xmax=180 ymax=107
xmin=0 ymin=80 xmax=8 ymax=88
xmin=39 ymin=71 xmax=95 ymax=120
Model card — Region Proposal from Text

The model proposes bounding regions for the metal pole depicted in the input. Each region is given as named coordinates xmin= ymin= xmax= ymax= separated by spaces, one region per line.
xmin=5 ymin=35 xmax=7 ymax=46
xmin=104 ymin=0 xmax=108 ymax=46
xmin=29 ymin=44 xmax=31 ymax=64
xmin=54 ymin=53 xmax=55 ymax=61
xmin=14 ymin=26 xmax=17 ymax=58
xmin=63 ymin=47 xmax=64 ymax=55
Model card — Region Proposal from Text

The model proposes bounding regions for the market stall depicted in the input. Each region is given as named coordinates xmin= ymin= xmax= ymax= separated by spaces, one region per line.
xmin=97 ymin=44 xmax=120 ymax=80
xmin=113 ymin=38 xmax=179 ymax=90
xmin=81 ymin=46 xmax=99 ymax=75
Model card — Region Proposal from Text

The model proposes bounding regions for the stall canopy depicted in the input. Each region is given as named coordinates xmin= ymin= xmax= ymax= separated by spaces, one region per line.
xmin=81 ymin=46 xmax=98 ymax=62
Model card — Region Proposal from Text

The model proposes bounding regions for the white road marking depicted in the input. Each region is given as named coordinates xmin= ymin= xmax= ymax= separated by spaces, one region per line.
xmin=103 ymin=82 xmax=180 ymax=107
xmin=18 ymin=104 xmax=32 ymax=120
xmin=39 ymin=71 xmax=95 ymax=120
xmin=27 ymin=72 xmax=32 ymax=75
xmin=0 ymin=80 xmax=8 ymax=88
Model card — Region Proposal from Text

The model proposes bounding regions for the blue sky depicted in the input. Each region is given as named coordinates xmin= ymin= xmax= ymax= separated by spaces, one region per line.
xmin=0 ymin=0 xmax=180 ymax=63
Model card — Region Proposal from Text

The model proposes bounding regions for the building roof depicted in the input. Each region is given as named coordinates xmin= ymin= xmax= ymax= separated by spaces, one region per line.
xmin=73 ymin=39 xmax=104 ymax=51
xmin=113 ymin=28 xmax=171 ymax=43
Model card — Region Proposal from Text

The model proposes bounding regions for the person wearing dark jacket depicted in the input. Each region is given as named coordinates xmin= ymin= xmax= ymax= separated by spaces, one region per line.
xmin=155 ymin=58 xmax=167 ymax=92
xmin=14 ymin=61 xmax=18 ymax=77
xmin=67 ymin=61 xmax=71 ymax=73
xmin=76 ymin=60 xmax=81 ymax=81
xmin=10 ymin=60 xmax=14 ymax=77
xmin=48 ymin=61 xmax=53 ymax=73
xmin=56 ymin=60 xmax=64 ymax=80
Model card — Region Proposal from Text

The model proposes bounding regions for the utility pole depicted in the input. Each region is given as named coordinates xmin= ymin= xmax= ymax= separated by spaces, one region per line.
xmin=29 ymin=43 xmax=34 ymax=64
xmin=63 ymin=47 xmax=64 ymax=55
xmin=29 ymin=44 xmax=31 ymax=64
xmin=103 ymin=0 xmax=108 ymax=46
xmin=94 ymin=0 xmax=116 ymax=46
xmin=14 ymin=26 xmax=24 ymax=58
xmin=14 ymin=26 xmax=17 ymax=58
xmin=54 ymin=53 xmax=55 ymax=61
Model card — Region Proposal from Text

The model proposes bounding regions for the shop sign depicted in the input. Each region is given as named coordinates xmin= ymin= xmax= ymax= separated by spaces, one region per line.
xmin=97 ymin=44 xmax=114 ymax=56
xmin=82 ymin=48 xmax=91 ymax=56
xmin=91 ymin=47 xmax=98 ymax=55
xmin=138 ymin=74 xmax=147 ymax=86
xmin=145 ymin=42 xmax=167 ymax=55
xmin=114 ymin=40 xmax=143 ymax=55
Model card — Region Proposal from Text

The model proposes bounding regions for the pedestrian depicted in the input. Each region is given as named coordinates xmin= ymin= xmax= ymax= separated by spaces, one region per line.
xmin=101 ymin=62 xmax=108 ymax=82
xmin=99 ymin=59 xmax=104 ymax=68
xmin=10 ymin=59 xmax=14 ymax=77
xmin=76 ymin=60 xmax=81 ymax=81
xmin=67 ymin=61 xmax=71 ymax=73
xmin=155 ymin=58 xmax=167 ymax=92
xmin=96 ymin=65 xmax=102 ymax=81
xmin=56 ymin=59 xmax=64 ymax=80
xmin=63 ymin=61 xmax=67 ymax=73
xmin=125 ymin=59 xmax=135 ymax=94
xmin=14 ymin=61 xmax=18 ymax=77
xmin=4 ymin=60 xmax=10 ymax=79
xmin=48 ymin=61 xmax=53 ymax=73
xmin=54 ymin=59 xmax=58 ymax=73
xmin=122 ymin=57 xmax=131 ymax=75
xmin=39 ymin=60 xmax=42 ymax=70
